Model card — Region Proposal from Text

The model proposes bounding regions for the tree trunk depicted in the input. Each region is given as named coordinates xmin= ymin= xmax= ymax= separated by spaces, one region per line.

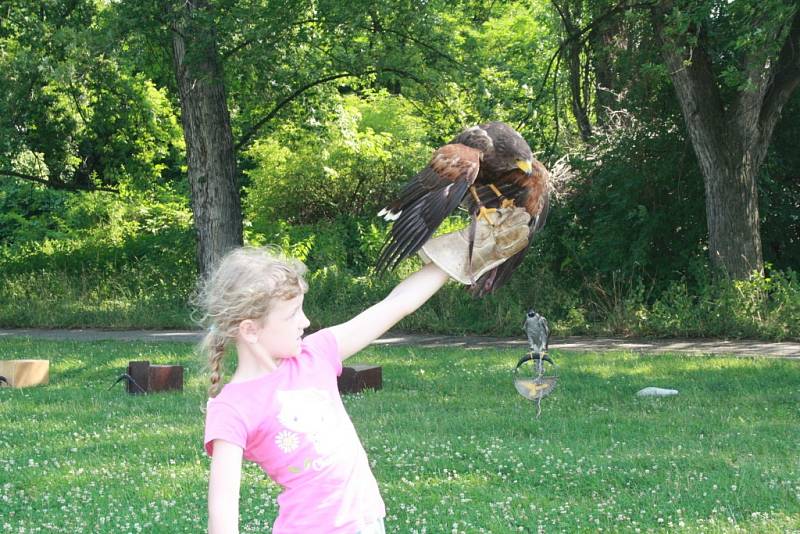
xmin=661 ymin=48 xmax=765 ymax=278
xmin=172 ymin=1 xmax=242 ymax=277
xmin=697 ymin=145 xmax=764 ymax=278
xmin=555 ymin=0 xmax=593 ymax=141
xmin=656 ymin=36 xmax=763 ymax=277
xmin=652 ymin=3 xmax=800 ymax=279
xmin=588 ymin=9 xmax=623 ymax=125
xmin=566 ymin=36 xmax=593 ymax=142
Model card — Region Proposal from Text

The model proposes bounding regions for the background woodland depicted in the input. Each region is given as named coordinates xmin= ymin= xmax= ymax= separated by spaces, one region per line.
xmin=1 ymin=0 xmax=798 ymax=338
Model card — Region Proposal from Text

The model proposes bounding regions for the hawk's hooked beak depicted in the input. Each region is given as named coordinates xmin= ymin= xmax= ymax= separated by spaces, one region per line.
xmin=516 ymin=159 xmax=533 ymax=175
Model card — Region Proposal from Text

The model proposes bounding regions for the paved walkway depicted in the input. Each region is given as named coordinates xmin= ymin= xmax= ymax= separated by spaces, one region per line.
xmin=1 ymin=328 xmax=798 ymax=359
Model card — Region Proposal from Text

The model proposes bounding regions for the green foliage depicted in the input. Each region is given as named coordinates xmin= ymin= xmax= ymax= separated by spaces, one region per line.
xmin=0 ymin=181 xmax=70 ymax=244
xmin=244 ymin=91 xmax=432 ymax=226
xmin=463 ymin=2 xmax=567 ymax=147
xmin=0 ymin=0 xmax=798 ymax=343
xmin=647 ymin=266 xmax=800 ymax=340
xmin=551 ymin=110 xmax=707 ymax=289
xmin=0 ymin=185 xmax=197 ymax=328
xmin=246 ymin=216 xmax=387 ymax=275
xmin=666 ymin=0 xmax=797 ymax=94
xmin=0 ymin=1 xmax=185 ymax=190
xmin=761 ymin=91 xmax=800 ymax=270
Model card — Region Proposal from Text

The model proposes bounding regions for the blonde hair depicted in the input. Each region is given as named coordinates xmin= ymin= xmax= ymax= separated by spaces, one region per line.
xmin=195 ymin=246 xmax=308 ymax=397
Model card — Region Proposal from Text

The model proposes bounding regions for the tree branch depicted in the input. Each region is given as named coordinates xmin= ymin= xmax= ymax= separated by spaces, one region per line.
xmin=234 ymin=70 xmax=380 ymax=152
xmin=651 ymin=2 xmax=731 ymax=159
xmin=371 ymin=24 xmax=468 ymax=70
xmin=221 ymin=18 xmax=327 ymax=60
xmin=0 ymin=170 xmax=119 ymax=193
xmin=234 ymin=67 xmax=444 ymax=153
xmin=518 ymin=0 xmax=657 ymax=130
xmin=546 ymin=52 xmax=563 ymax=157
xmin=732 ymin=7 xmax=797 ymax=143
xmin=759 ymin=7 xmax=800 ymax=143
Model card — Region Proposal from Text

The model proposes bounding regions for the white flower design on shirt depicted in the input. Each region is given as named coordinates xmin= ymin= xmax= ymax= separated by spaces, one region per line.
xmin=275 ymin=430 xmax=300 ymax=453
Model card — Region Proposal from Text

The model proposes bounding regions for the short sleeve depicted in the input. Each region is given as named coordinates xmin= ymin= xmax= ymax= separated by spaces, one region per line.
xmin=204 ymin=399 xmax=247 ymax=456
xmin=302 ymin=328 xmax=342 ymax=376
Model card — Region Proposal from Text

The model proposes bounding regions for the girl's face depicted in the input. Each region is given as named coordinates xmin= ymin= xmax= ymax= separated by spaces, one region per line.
xmin=256 ymin=293 xmax=310 ymax=361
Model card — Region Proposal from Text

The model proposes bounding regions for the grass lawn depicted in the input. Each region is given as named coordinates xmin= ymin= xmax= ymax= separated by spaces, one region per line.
xmin=1 ymin=338 xmax=798 ymax=533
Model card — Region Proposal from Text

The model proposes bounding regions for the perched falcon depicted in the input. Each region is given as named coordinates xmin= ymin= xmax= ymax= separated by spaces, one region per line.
xmin=523 ymin=308 xmax=550 ymax=355
xmin=376 ymin=122 xmax=550 ymax=296
xmin=520 ymin=308 xmax=553 ymax=375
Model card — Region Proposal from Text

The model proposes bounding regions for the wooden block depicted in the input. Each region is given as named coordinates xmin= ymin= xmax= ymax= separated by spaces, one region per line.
xmin=0 ymin=359 xmax=50 ymax=388
xmin=127 ymin=361 xmax=151 ymax=394
xmin=338 ymin=365 xmax=382 ymax=394
xmin=148 ymin=364 xmax=183 ymax=392
xmin=126 ymin=361 xmax=183 ymax=394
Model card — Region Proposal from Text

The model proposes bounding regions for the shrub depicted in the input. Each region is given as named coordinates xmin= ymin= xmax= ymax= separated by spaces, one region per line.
xmin=556 ymin=110 xmax=708 ymax=291
xmin=646 ymin=266 xmax=800 ymax=340
xmin=0 ymin=186 xmax=197 ymax=328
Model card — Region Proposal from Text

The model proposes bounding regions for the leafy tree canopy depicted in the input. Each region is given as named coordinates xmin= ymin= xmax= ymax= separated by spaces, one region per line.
xmin=0 ymin=0 xmax=184 ymax=192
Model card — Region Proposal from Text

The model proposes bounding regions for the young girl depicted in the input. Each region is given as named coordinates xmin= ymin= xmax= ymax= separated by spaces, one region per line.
xmin=198 ymin=208 xmax=530 ymax=533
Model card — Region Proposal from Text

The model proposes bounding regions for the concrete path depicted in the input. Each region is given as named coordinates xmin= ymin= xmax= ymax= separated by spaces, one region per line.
xmin=1 ymin=328 xmax=798 ymax=359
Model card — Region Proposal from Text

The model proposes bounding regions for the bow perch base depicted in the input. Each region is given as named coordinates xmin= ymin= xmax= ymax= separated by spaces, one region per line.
xmin=513 ymin=351 xmax=557 ymax=417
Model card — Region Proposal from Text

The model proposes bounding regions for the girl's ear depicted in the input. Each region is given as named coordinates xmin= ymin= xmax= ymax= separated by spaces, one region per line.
xmin=238 ymin=319 xmax=260 ymax=344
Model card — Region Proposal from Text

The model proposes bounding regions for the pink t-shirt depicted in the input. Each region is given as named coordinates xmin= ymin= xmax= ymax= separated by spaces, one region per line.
xmin=204 ymin=329 xmax=385 ymax=533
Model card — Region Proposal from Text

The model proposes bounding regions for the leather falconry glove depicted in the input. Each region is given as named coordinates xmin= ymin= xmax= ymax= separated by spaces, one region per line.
xmin=418 ymin=207 xmax=531 ymax=285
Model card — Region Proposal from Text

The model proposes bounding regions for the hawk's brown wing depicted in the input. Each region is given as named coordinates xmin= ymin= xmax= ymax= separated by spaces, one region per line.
xmin=376 ymin=144 xmax=481 ymax=272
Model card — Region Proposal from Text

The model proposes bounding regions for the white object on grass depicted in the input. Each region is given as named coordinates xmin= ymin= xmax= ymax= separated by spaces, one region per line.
xmin=636 ymin=387 xmax=679 ymax=397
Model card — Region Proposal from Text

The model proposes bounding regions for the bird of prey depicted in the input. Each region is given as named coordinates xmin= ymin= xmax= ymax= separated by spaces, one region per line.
xmin=376 ymin=121 xmax=550 ymax=296
xmin=523 ymin=308 xmax=550 ymax=354
xmin=520 ymin=308 xmax=552 ymax=375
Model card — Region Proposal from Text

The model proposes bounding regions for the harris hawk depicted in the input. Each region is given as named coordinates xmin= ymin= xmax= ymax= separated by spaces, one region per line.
xmin=376 ymin=121 xmax=550 ymax=296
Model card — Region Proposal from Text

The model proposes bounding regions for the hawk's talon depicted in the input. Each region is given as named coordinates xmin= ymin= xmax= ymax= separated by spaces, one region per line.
xmin=476 ymin=206 xmax=498 ymax=224
xmin=487 ymin=183 xmax=516 ymax=209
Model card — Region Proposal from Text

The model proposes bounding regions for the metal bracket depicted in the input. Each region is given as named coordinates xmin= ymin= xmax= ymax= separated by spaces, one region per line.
xmin=109 ymin=373 xmax=146 ymax=394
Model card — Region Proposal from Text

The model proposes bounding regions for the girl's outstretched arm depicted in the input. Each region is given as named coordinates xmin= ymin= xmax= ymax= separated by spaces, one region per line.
xmin=329 ymin=263 xmax=449 ymax=360
xmin=208 ymin=439 xmax=244 ymax=534
xmin=330 ymin=207 xmax=531 ymax=359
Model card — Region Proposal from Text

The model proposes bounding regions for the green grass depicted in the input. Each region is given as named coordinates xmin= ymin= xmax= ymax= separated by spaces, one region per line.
xmin=0 ymin=269 xmax=193 ymax=329
xmin=1 ymin=339 xmax=798 ymax=533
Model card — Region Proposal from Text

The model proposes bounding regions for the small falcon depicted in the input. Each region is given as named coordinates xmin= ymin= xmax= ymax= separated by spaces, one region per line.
xmin=376 ymin=121 xmax=550 ymax=296
xmin=520 ymin=308 xmax=552 ymax=375
xmin=523 ymin=308 xmax=550 ymax=355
